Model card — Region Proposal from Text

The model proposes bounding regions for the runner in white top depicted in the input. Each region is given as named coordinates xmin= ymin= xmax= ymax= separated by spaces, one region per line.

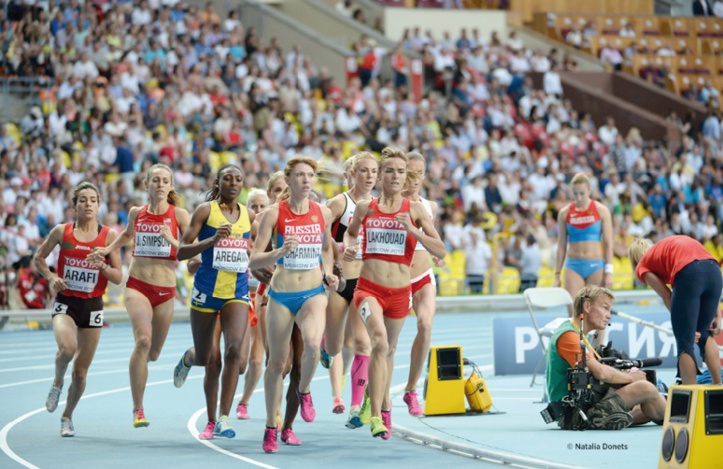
xmin=401 ymin=151 xmax=446 ymax=416
xmin=322 ymin=153 xmax=377 ymax=427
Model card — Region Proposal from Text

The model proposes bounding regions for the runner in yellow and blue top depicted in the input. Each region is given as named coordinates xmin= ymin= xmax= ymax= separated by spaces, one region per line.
xmin=174 ymin=164 xmax=256 ymax=440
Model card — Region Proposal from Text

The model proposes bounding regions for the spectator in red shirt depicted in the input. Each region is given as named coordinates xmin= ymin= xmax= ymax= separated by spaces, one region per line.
xmin=629 ymin=235 xmax=723 ymax=385
xmin=17 ymin=261 xmax=49 ymax=309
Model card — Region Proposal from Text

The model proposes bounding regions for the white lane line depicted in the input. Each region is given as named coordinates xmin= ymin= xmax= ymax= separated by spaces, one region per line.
xmin=0 ymin=375 xmax=197 ymax=468
xmin=0 ymin=344 xmax=192 ymax=364
xmin=186 ymin=362 xmax=416 ymax=465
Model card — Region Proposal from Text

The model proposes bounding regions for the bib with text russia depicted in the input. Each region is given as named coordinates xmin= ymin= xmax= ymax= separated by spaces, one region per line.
xmin=283 ymin=224 xmax=322 ymax=270
xmin=134 ymin=222 xmax=172 ymax=257
xmin=365 ymin=218 xmax=407 ymax=256
xmin=63 ymin=257 xmax=100 ymax=293
xmin=213 ymin=236 xmax=249 ymax=272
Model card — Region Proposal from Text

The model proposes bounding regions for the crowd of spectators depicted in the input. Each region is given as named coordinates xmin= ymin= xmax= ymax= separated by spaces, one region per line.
xmin=0 ymin=0 xmax=721 ymax=308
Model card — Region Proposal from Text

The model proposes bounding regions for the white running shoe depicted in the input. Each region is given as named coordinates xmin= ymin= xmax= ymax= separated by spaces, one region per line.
xmin=46 ymin=386 xmax=62 ymax=413
xmin=60 ymin=417 xmax=74 ymax=437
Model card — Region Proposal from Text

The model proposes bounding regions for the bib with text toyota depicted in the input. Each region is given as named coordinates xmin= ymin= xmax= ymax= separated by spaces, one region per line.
xmin=365 ymin=218 xmax=407 ymax=256
xmin=134 ymin=222 xmax=171 ymax=257
xmin=283 ymin=224 xmax=322 ymax=270
xmin=63 ymin=257 xmax=100 ymax=292
xmin=213 ymin=237 xmax=249 ymax=272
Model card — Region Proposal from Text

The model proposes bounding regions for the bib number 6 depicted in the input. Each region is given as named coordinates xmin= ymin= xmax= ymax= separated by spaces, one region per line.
xmin=90 ymin=310 xmax=104 ymax=327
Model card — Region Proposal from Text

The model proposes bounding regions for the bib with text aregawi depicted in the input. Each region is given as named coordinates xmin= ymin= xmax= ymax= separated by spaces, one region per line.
xmin=58 ymin=223 xmax=110 ymax=299
xmin=213 ymin=236 xmax=249 ymax=272
xmin=133 ymin=205 xmax=179 ymax=260
xmin=275 ymin=199 xmax=325 ymax=270
xmin=362 ymin=197 xmax=416 ymax=266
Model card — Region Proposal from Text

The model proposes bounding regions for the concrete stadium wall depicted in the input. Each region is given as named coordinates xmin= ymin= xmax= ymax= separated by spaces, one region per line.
xmin=531 ymin=71 xmax=687 ymax=149
xmin=280 ymin=0 xmax=395 ymax=50
xmin=383 ymin=8 xmax=510 ymax=45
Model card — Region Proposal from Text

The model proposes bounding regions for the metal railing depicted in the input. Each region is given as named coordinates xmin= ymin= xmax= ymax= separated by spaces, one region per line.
xmin=0 ymin=76 xmax=53 ymax=123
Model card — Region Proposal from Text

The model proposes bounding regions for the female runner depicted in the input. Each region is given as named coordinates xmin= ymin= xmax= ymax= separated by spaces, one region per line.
xmin=554 ymin=172 xmax=613 ymax=346
xmin=88 ymin=164 xmax=190 ymax=427
xmin=401 ymin=151 xmax=446 ymax=416
xmin=37 ymin=182 xmax=123 ymax=436
xmin=343 ymin=147 xmax=446 ymax=439
xmin=173 ymin=164 xmax=254 ymax=439
xmin=323 ymin=152 xmax=377 ymax=427
xmin=250 ymin=156 xmax=338 ymax=453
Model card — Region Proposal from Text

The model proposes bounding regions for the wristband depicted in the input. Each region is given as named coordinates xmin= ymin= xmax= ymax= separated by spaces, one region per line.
xmin=604 ymin=263 xmax=614 ymax=274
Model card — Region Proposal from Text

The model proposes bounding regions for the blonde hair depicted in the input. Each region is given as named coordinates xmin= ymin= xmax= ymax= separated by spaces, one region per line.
xmin=350 ymin=152 xmax=377 ymax=171
xmin=278 ymin=156 xmax=318 ymax=201
xmin=627 ymin=237 xmax=654 ymax=268
xmin=406 ymin=151 xmax=425 ymax=164
xmin=246 ymin=189 xmax=269 ymax=209
xmin=570 ymin=172 xmax=591 ymax=188
xmin=378 ymin=147 xmax=407 ymax=170
xmin=266 ymin=171 xmax=284 ymax=192
xmin=146 ymin=164 xmax=180 ymax=206
xmin=573 ymin=285 xmax=615 ymax=317
xmin=343 ymin=155 xmax=356 ymax=175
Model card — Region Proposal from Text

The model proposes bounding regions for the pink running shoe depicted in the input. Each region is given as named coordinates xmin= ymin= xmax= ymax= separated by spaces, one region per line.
xmin=281 ymin=428 xmax=302 ymax=446
xmin=403 ymin=391 xmax=423 ymax=416
xmin=236 ymin=403 xmax=249 ymax=420
xmin=263 ymin=427 xmax=278 ymax=453
xmin=381 ymin=409 xmax=392 ymax=440
xmin=199 ymin=421 xmax=215 ymax=440
xmin=332 ymin=397 xmax=345 ymax=414
xmin=297 ymin=391 xmax=316 ymax=422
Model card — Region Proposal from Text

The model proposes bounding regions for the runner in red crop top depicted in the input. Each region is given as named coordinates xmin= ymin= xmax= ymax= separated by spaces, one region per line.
xmin=87 ymin=164 xmax=191 ymax=427
xmin=342 ymin=147 xmax=447 ymax=440
xmin=34 ymin=182 xmax=123 ymax=436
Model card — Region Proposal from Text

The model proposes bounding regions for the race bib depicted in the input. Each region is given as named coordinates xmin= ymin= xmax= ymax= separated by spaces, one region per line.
xmin=213 ymin=237 xmax=249 ymax=273
xmin=365 ymin=227 xmax=407 ymax=256
xmin=53 ymin=302 xmax=68 ymax=315
xmin=283 ymin=244 xmax=322 ymax=270
xmin=134 ymin=227 xmax=172 ymax=257
xmin=359 ymin=301 xmax=371 ymax=323
xmin=89 ymin=310 xmax=103 ymax=327
xmin=191 ymin=287 xmax=207 ymax=306
xmin=63 ymin=257 xmax=100 ymax=293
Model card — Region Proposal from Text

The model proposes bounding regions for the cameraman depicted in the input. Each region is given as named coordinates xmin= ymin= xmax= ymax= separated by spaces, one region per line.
xmin=546 ymin=285 xmax=666 ymax=430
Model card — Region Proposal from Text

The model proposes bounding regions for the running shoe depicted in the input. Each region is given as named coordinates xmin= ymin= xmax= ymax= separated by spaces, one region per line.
xmin=214 ymin=416 xmax=236 ymax=438
xmin=332 ymin=397 xmax=345 ymax=414
xmin=46 ymin=385 xmax=62 ymax=413
xmin=199 ymin=421 xmax=215 ymax=440
xmin=280 ymin=428 xmax=302 ymax=446
xmin=236 ymin=402 xmax=249 ymax=420
xmin=359 ymin=390 xmax=371 ymax=425
xmin=263 ymin=426 xmax=278 ymax=453
xmin=345 ymin=410 xmax=362 ymax=429
xmin=403 ymin=391 xmax=423 ymax=416
xmin=297 ymin=391 xmax=316 ymax=422
xmin=133 ymin=408 xmax=150 ymax=428
xmin=369 ymin=416 xmax=388 ymax=439
xmin=173 ymin=349 xmax=192 ymax=388
xmin=381 ymin=409 xmax=392 ymax=440
xmin=320 ymin=345 xmax=333 ymax=369
xmin=60 ymin=417 xmax=74 ymax=437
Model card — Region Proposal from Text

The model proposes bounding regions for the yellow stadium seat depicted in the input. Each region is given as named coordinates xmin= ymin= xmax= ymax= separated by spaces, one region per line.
xmin=61 ymin=151 xmax=72 ymax=168
xmin=536 ymin=265 xmax=556 ymax=288
xmin=221 ymin=151 xmax=237 ymax=165
xmin=497 ymin=267 xmax=521 ymax=294
xmin=105 ymin=173 xmax=120 ymax=183
xmin=5 ymin=123 xmax=21 ymax=146
xmin=209 ymin=151 xmax=221 ymax=173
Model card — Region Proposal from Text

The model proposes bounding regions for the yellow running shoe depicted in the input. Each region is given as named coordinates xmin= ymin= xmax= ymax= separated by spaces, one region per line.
xmin=359 ymin=389 xmax=371 ymax=425
xmin=133 ymin=408 xmax=150 ymax=428
xmin=369 ymin=416 xmax=388 ymax=439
